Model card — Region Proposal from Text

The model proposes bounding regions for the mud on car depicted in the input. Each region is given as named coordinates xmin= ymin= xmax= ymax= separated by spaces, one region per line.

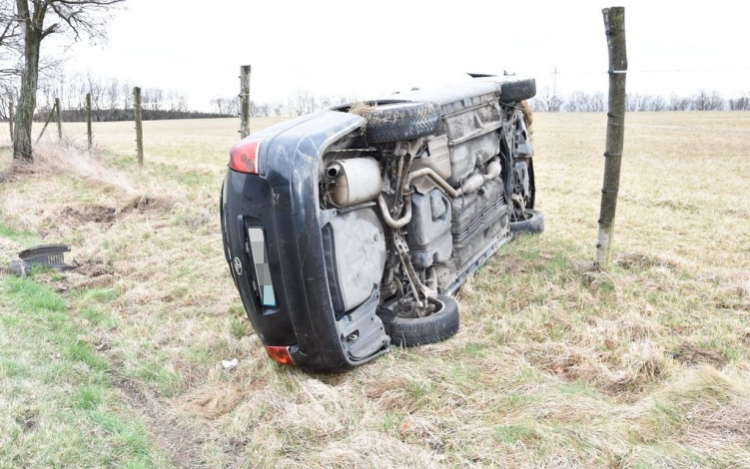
xmin=220 ymin=76 xmax=542 ymax=373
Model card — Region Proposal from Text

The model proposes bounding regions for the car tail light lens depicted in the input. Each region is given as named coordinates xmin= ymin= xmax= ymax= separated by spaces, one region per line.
xmin=264 ymin=345 xmax=295 ymax=366
xmin=229 ymin=138 xmax=264 ymax=174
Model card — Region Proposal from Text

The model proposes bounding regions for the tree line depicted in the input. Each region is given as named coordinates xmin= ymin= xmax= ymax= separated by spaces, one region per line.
xmin=532 ymin=87 xmax=750 ymax=112
xmin=0 ymin=70 xmax=230 ymax=122
xmin=209 ymin=87 xmax=750 ymax=118
xmin=3 ymin=78 xmax=749 ymax=126
xmin=210 ymin=90 xmax=357 ymax=118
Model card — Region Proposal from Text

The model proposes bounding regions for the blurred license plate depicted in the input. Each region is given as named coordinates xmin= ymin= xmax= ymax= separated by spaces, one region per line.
xmin=247 ymin=228 xmax=277 ymax=307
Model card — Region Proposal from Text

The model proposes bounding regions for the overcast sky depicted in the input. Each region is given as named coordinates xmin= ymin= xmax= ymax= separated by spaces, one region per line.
xmin=57 ymin=0 xmax=750 ymax=111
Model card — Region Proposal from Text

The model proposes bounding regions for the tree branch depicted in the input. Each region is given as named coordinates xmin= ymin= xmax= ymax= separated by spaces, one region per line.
xmin=40 ymin=21 xmax=57 ymax=38
xmin=49 ymin=0 xmax=125 ymax=5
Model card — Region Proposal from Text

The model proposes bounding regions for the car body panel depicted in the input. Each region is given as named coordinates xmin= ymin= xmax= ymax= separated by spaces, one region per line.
xmin=222 ymin=111 xmax=375 ymax=371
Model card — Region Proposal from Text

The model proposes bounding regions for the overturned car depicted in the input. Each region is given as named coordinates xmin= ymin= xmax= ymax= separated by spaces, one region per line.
xmin=220 ymin=77 xmax=542 ymax=372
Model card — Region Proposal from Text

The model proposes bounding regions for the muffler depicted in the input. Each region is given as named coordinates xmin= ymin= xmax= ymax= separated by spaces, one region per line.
xmin=326 ymin=157 xmax=382 ymax=208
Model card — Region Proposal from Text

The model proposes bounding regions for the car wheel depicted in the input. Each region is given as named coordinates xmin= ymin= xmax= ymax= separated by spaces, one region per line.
xmin=500 ymin=79 xmax=537 ymax=102
xmin=379 ymin=295 xmax=459 ymax=347
xmin=509 ymin=209 xmax=544 ymax=234
xmin=362 ymin=102 xmax=440 ymax=144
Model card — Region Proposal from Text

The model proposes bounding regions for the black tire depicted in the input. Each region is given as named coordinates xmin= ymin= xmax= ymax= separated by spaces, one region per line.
xmin=379 ymin=295 xmax=459 ymax=347
xmin=510 ymin=209 xmax=544 ymax=234
xmin=500 ymin=79 xmax=537 ymax=102
xmin=362 ymin=102 xmax=440 ymax=144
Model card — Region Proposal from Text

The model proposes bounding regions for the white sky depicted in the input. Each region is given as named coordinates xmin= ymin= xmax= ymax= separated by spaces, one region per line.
xmin=55 ymin=0 xmax=750 ymax=111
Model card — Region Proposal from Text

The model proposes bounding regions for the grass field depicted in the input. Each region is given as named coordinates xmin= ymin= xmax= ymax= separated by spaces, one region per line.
xmin=1 ymin=111 xmax=749 ymax=468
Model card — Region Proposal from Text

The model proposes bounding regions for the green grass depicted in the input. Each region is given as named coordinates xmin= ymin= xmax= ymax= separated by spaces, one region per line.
xmin=77 ymin=287 xmax=120 ymax=303
xmin=5 ymin=275 xmax=67 ymax=313
xmin=0 ymin=276 xmax=168 ymax=468
xmin=135 ymin=359 xmax=182 ymax=397
xmin=83 ymin=306 xmax=117 ymax=329
xmin=0 ymin=222 xmax=38 ymax=244
xmin=493 ymin=424 xmax=540 ymax=444
xmin=72 ymin=386 xmax=105 ymax=410
xmin=228 ymin=316 xmax=252 ymax=338
xmin=65 ymin=340 xmax=108 ymax=370
xmin=0 ymin=357 xmax=26 ymax=378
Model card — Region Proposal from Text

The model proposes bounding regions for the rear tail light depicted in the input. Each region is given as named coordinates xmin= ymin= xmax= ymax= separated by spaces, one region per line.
xmin=264 ymin=345 xmax=295 ymax=366
xmin=229 ymin=138 xmax=264 ymax=174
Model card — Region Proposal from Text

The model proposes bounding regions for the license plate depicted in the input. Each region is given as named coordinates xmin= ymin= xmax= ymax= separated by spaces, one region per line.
xmin=247 ymin=228 xmax=277 ymax=307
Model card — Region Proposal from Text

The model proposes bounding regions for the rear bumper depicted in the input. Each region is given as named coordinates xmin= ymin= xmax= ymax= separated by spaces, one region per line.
xmin=221 ymin=111 xmax=380 ymax=372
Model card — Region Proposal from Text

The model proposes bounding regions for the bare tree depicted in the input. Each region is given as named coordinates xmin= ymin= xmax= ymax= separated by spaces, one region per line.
xmin=226 ymin=96 xmax=238 ymax=116
xmin=650 ymin=95 xmax=666 ymax=112
xmin=693 ymin=89 xmax=709 ymax=111
xmin=166 ymin=90 xmax=178 ymax=112
xmin=9 ymin=0 xmax=126 ymax=161
xmin=289 ymin=90 xmax=316 ymax=116
xmin=0 ymin=3 xmax=21 ymax=87
xmin=668 ymin=93 xmax=690 ymax=111
xmin=706 ymin=90 xmax=724 ymax=111
xmin=148 ymin=87 xmax=163 ymax=111
xmin=209 ymin=96 xmax=238 ymax=116
xmin=589 ymin=92 xmax=606 ymax=112
xmin=105 ymin=76 xmax=119 ymax=110
xmin=120 ymin=80 xmax=132 ymax=109
xmin=163 ymin=90 xmax=187 ymax=113
xmin=692 ymin=89 xmax=724 ymax=111
xmin=175 ymin=92 xmax=187 ymax=113
xmin=271 ymin=101 xmax=285 ymax=117
xmin=534 ymin=87 xmax=563 ymax=112
xmin=210 ymin=97 xmax=226 ymax=115
xmin=87 ymin=71 xmax=103 ymax=111
xmin=564 ymin=90 xmax=587 ymax=112
xmin=625 ymin=93 xmax=638 ymax=112
xmin=729 ymin=92 xmax=750 ymax=111
xmin=637 ymin=94 xmax=652 ymax=112
xmin=0 ymin=85 xmax=17 ymax=121
xmin=250 ymin=100 xmax=268 ymax=117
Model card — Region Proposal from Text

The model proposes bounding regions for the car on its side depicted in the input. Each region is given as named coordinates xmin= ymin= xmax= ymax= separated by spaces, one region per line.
xmin=220 ymin=76 xmax=542 ymax=373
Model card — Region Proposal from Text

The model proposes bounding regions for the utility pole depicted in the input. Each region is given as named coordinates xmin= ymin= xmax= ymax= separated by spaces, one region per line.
xmin=552 ymin=65 xmax=559 ymax=97
xmin=133 ymin=87 xmax=144 ymax=167
xmin=596 ymin=7 xmax=628 ymax=269
xmin=239 ymin=65 xmax=251 ymax=138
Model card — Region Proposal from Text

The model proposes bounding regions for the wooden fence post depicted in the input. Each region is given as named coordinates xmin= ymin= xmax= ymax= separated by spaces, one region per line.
xmin=86 ymin=93 xmax=93 ymax=149
xmin=35 ymin=102 xmax=57 ymax=144
xmin=55 ymin=98 xmax=62 ymax=141
xmin=239 ymin=65 xmax=251 ymax=138
xmin=133 ymin=87 xmax=144 ymax=167
xmin=596 ymin=6 xmax=628 ymax=269
xmin=8 ymin=99 xmax=13 ymax=141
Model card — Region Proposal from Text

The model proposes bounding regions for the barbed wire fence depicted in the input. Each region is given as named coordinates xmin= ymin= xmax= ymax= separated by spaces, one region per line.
xmin=2 ymin=66 xmax=749 ymax=151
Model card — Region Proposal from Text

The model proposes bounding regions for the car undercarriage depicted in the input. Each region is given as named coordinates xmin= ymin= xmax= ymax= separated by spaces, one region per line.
xmin=221 ymin=77 xmax=542 ymax=372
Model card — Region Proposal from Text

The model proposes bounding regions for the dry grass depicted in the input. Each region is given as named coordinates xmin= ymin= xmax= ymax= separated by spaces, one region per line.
xmin=15 ymin=141 xmax=135 ymax=192
xmin=1 ymin=112 xmax=750 ymax=468
xmin=347 ymin=102 xmax=377 ymax=116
